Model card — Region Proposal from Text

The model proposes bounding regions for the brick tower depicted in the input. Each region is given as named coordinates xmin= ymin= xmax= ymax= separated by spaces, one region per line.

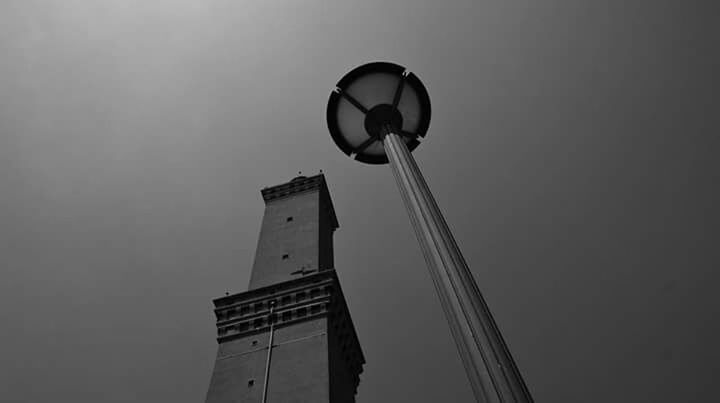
xmin=205 ymin=174 xmax=365 ymax=403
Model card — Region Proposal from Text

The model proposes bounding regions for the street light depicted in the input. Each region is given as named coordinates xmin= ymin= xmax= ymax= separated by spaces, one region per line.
xmin=326 ymin=62 xmax=533 ymax=403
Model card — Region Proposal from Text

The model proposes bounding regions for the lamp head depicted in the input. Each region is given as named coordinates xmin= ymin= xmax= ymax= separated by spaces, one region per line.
xmin=326 ymin=62 xmax=431 ymax=165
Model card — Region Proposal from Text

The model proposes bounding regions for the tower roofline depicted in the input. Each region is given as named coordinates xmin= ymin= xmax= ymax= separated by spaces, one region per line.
xmin=260 ymin=173 xmax=339 ymax=230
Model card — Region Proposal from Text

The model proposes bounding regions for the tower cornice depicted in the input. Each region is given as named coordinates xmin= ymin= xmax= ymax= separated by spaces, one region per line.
xmin=212 ymin=270 xmax=365 ymax=394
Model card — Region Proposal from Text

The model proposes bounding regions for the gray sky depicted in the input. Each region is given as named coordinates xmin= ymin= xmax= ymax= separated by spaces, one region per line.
xmin=1 ymin=1 xmax=718 ymax=402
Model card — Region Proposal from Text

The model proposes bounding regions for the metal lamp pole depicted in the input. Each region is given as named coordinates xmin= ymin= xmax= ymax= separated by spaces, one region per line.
xmin=383 ymin=127 xmax=531 ymax=403
xmin=327 ymin=62 xmax=533 ymax=402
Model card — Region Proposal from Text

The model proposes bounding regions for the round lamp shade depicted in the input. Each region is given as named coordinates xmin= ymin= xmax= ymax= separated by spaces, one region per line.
xmin=326 ymin=62 xmax=431 ymax=164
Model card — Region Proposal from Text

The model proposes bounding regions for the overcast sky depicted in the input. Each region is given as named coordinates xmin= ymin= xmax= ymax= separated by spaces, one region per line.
xmin=1 ymin=1 xmax=718 ymax=402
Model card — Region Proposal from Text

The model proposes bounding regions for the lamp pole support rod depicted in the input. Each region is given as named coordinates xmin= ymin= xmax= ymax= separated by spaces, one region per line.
xmin=261 ymin=301 xmax=276 ymax=403
xmin=382 ymin=128 xmax=533 ymax=403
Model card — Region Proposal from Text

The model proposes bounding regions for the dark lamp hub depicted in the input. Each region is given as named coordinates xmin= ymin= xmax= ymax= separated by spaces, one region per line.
xmin=364 ymin=104 xmax=403 ymax=138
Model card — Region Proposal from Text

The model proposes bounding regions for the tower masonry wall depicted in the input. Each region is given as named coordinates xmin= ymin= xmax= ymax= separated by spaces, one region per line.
xmin=206 ymin=319 xmax=330 ymax=403
xmin=250 ymin=190 xmax=323 ymax=289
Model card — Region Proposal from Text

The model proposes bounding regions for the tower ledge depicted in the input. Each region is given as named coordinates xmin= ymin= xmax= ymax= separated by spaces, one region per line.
xmin=213 ymin=269 xmax=365 ymax=393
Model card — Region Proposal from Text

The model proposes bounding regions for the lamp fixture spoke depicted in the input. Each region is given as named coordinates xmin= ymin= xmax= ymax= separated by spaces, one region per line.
xmin=339 ymin=91 xmax=369 ymax=114
xmin=392 ymin=76 xmax=405 ymax=108
xmin=355 ymin=137 xmax=377 ymax=153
